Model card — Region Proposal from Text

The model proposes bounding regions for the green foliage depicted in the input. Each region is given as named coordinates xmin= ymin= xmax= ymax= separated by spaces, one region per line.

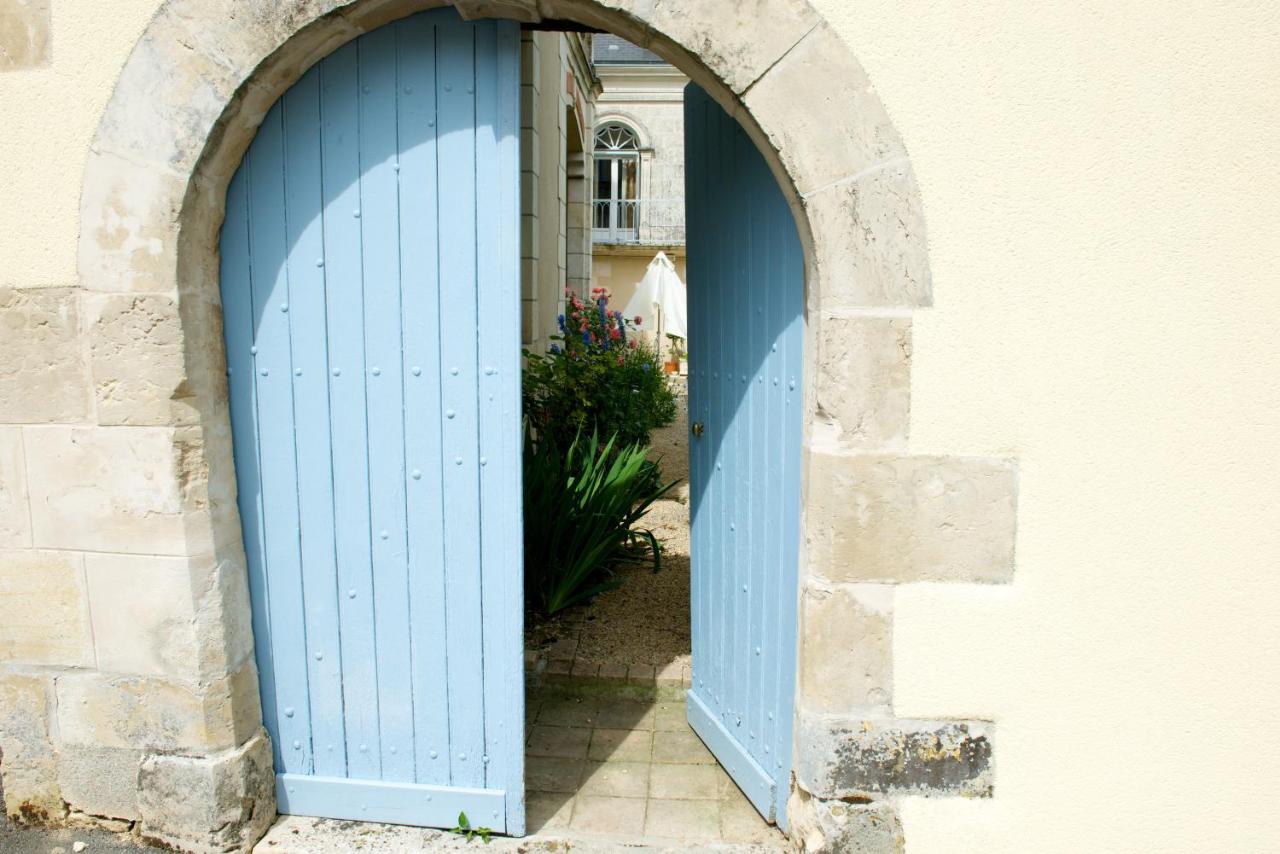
xmin=523 ymin=287 xmax=677 ymax=451
xmin=450 ymin=811 xmax=492 ymax=844
xmin=524 ymin=426 xmax=675 ymax=615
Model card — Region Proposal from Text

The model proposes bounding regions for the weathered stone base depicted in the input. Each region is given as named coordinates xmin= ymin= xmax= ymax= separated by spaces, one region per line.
xmin=787 ymin=787 xmax=904 ymax=854
xmin=796 ymin=712 xmax=994 ymax=801
xmin=136 ymin=729 xmax=275 ymax=854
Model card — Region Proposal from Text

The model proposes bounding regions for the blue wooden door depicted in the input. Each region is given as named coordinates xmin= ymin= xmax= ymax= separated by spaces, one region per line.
xmin=684 ymin=84 xmax=803 ymax=829
xmin=220 ymin=9 xmax=524 ymax=834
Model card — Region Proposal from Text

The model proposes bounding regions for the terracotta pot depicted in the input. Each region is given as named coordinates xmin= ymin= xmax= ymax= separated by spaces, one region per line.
xmin=663 ymin=360 xmax=679 ymax=373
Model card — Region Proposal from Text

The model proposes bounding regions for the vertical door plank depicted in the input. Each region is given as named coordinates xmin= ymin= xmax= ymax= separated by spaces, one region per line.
xmin=395 ymin=14 xmax=451 ymax=789
xmin=282 ymin=67 xmax=348 ymax=778
xmin=435 ymin=14 xmax=486 ymax=789
xmin=776 ymin=195 xmax=804 ymax=829
xmin=715 ymin=101 xmax=735 ymax=719
xmin=223 ymin=170 xmax=282 ymax=769
xmin=318 ymin=41 xmax=382 ymax=779
xmin=474 ymin=19 xmax=524 ymax=833
xmin=246 ymin=104 xmax=314 ymax=775
xmin=685 ymin=90 xmax=705 ymax=701
xmin=356 ymin=24 xmax=416 ymax=785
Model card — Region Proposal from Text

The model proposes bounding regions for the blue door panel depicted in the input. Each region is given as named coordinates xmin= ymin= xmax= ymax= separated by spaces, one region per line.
xmin=684 ymin=84 xmax=803 ymax=829
xmin=220 ymin=9 xmax=524 ymax=834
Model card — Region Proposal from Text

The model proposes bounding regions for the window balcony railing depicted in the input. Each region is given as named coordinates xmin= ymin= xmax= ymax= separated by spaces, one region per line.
xmin=592 ymin=198 xmax=685 ymax=246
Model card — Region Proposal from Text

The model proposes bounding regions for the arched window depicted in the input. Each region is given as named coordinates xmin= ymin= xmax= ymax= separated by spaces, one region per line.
xmin=594 ymin=122 xmax=641 ymax=242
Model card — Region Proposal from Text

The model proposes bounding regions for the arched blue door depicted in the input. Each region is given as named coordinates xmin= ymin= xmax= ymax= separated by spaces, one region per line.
xmin=685 ymin=84 xmax=803 ymax=829
xmin=220 ymin=9 xmax=524 ymax=833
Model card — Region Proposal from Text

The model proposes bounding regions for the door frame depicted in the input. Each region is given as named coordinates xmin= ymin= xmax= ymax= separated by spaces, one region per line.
xmin=81 ymin=0 xmax=957 ymax=847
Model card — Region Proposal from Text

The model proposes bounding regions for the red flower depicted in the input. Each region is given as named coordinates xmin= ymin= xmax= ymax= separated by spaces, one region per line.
xmin=609 ymin=328 xmax=621 ymax=340
xmin=633 ymin=315 xmax=643 ymax=326
xmin=628 ymin=340 xmax=638 ymax=349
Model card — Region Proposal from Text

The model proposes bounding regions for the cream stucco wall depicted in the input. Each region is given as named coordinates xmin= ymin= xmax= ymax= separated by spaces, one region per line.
xmin=1 ymin=1 xmax=1277 ymax=851
xmin=805 ymin=1 xmax=1280 ymax=851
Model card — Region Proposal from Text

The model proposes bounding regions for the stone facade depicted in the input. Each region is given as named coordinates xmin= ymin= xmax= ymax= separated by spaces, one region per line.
xmin=0 ymin=1 xmax=1019 ymax=851
xmin=590 ymin=39 xmax=689 ymax=331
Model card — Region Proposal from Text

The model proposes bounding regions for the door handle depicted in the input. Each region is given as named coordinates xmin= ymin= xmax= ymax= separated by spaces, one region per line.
xmin=691 ymin=421 xmax=704 ymax=438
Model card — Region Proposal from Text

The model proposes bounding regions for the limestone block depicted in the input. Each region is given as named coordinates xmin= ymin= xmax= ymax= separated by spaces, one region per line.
xmin=799 ymin=583 xmax=892 ymax=714
xmin=0 ymin=671 xmax=60 ymax=823
xmin=805 ymin=161 xmax=932 ymax=309
xmin=191 ymin=556 xmax=257 ymax=688
xmin=807 ymin=452 xmax=1017 ymax=584
xmin=795 ymin=712 xmax=994 ymax=799
xmin=85 ymin=553 xmax=199 ymax=678
xmin=788 ymin=787 xmax=904 ymax=854
xmin=814 ymin=316 xmax=911 ymax=449
xmin=78 ymin=150 xmax=187 ymax=295
xmin=536 ymin=0 xmax=657 ymax=43
xmin=24 ymin=426 xmax=188 ymax=555
xmin=0 ymin=550 xmax=92 ymax=667
xmin=166 ymin=0 xmax=351 ymax=72
xmin=56 ymin=746 xmax=142 ymax=821
xmin=455 ymin=0 xmax=541 ymax=23
xmin=87 ymin=293 xmax=195 ymax=426
xmin=91 ymin=7 xmax=252 ymax=175
xmin=0 ymin=0 xmax=50 ymax=71
xmin=645 ymin=0 xmax=822 ymax=94
xmin=743 ymin=23 xmax=905 ymax=198
xmin=55 ymin=661 xmax=261 ymax=753
xmin=0 ymin=426 xmax=30 ymax=547
xmin=137 ymin=728 xmax=275 ymax=854
xmin=0 ymin=289 xmax=91 ymax=423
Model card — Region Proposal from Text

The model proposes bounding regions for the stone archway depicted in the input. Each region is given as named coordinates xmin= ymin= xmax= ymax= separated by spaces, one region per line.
xmin=77 ymin=1 xmax=1016 ymax=850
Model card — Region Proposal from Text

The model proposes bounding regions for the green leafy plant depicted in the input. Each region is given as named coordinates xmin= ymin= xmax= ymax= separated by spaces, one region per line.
xmin=524 ymin=425 xmax=676 ymax=615
xmin=450 ymin=811 xmax=493 ymax=844
xmin=523 ymin=287 xmax=677 ymax=451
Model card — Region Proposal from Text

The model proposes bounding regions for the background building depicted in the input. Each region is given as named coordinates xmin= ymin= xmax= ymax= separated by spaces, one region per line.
xmin=589 ymin=35 xmax=688 ymax=325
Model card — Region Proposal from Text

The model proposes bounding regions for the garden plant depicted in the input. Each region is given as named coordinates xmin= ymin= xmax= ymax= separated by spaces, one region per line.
xmin=522 ymin=288 xmax=679 ymax=615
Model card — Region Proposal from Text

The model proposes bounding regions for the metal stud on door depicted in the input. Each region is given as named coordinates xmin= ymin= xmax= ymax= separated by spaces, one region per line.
xmin=221 ymin=9 xmax=525 ymax=833
xmin=684 ymin=84 xmax=804 ymax=829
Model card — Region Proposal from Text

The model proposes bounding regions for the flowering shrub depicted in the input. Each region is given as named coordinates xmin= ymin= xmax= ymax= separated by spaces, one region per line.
xmin=523 ymin=287 xmax=677 ymax=451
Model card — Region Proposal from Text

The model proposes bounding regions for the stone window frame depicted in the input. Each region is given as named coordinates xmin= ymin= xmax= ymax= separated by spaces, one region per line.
xmin=70 ymin=0 xmax=1019 ymax=849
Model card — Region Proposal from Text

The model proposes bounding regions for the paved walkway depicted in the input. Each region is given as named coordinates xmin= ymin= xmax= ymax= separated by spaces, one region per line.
xmin=524 ymin=691 xmax=783 ymax=846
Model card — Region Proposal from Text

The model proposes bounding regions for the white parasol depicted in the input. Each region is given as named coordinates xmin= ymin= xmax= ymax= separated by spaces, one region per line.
xmin=622 ymin=251 xmax=687 ymax=341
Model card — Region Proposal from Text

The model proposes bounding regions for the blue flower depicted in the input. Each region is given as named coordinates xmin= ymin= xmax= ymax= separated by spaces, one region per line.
xmin=642 ymin=363 xmax=651 ymax=372
xmin=581 ymin=331 xmax=590 ymax=345
xmin=557 ymin=314 xmax=566 ymax=332
xmin=550 ymin=344 xmax=561 ymax=355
